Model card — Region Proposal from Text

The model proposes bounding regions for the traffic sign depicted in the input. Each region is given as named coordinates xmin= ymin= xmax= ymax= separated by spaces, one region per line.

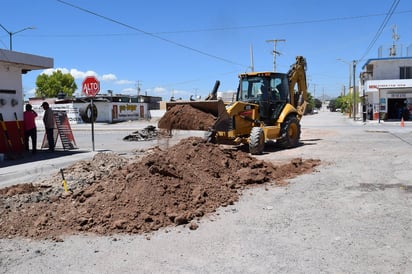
xmin=82 ymin=76 xmax=100 ymax=97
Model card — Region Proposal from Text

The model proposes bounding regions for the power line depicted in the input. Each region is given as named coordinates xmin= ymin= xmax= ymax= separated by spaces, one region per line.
xmin=358 ymin=0 xmax=400 ymax=61
xmin=152 ymin=10 xmax=412 ymax=35
xmin=26 ymin=9 xmax=412 ymax=39
xmin=56 ymin=0 xmax=246 ymax=68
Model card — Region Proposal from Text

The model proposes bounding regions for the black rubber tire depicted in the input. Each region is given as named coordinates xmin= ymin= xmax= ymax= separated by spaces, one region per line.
xmin=80 ymin=103 xmax=98 ymax=123
xmin=278 ymin=116 xmax=301 ymax=148
xmin=249 ymin=127 xmax=265 ymax=155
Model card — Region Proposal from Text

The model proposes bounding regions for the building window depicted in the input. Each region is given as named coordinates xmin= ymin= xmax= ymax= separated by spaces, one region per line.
xmin=366 ymin=64 xmax=373 ymax=77
xmin=399 ymin=66 xmax=412 ymax=79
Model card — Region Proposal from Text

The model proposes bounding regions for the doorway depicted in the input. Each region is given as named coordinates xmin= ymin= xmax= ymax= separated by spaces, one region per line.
xmin=387 ymin=98 xmax=405 ymax=120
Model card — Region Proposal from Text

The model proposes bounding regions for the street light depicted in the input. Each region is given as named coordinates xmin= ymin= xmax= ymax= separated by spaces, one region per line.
xmin=336 ymin=58 xmax=352 ymax=97
xmin=0 ymin=24 xmax=35 ymax=51
xmin=337 ymin=58 xmax=356 ymax=120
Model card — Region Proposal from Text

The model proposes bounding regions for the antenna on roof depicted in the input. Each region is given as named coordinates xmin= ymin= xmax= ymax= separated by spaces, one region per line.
xmin=390 ymin=25 xmax=400 ymax=56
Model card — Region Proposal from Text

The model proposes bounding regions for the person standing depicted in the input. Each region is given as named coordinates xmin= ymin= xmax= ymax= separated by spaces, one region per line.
xmin=23 ymin=103 xmax=38 ymax=154
xmin=41 ymin=102 xmax=55 ymax=152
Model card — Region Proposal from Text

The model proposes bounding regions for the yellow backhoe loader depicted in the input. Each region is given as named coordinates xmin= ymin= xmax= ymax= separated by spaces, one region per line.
xmin=162 ymin=56 xmax=308 ymax=155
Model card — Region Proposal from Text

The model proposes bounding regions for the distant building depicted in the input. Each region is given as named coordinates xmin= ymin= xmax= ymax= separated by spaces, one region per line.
xmin=28 ymin=94 xmax=162 ymax=124
xmin=360 ymin=57 xmax=412 ymax=121
xmin=217 ymin=91 xmax=237 ymax=103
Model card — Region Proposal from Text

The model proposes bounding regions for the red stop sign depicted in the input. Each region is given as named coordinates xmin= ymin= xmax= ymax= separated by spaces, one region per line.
xmin=82 ymin=76 xmax=100 ymax=97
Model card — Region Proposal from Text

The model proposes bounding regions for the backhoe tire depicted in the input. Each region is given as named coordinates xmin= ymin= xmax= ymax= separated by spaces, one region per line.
xmin=278 ymin=116 xmax=301 ymax=149
xmin=249 ymin=127 xmax=265 ymax=155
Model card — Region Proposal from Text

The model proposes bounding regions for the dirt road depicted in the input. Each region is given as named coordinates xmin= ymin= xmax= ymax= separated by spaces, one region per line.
xmin=1 ymin=111 xmax=411 ymax=273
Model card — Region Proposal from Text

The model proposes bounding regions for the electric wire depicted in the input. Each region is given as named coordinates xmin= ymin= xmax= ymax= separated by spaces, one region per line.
xmin=153 ymin=10 xmax=412 ymax=35
xmin=56 ymin=0 xmax=246 ymax=68
xmin=21 ymin=9 xmax=412 ymax=38
xmin=358 ymin=0 xmax=400 ymax=62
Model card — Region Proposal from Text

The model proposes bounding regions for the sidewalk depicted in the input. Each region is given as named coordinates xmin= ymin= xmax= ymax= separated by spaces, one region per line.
xmin=0 ymin=120 xmax=154 ymax=187
xmin=0 ymin=119 xmax=206 ymax=188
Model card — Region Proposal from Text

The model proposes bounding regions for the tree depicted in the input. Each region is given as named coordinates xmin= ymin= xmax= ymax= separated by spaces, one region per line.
xmin=304 ymin=92 xmax=315 ymax=114
xmin=35 ymin=70 xmax=77 ymax=98
xmin=328 ymin=99 xmax=338 ymax=111
xmin=314 ymin=98 xmax=322 ymax=109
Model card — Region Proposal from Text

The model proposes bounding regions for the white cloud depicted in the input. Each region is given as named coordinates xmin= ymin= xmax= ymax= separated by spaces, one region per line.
xmin=153 ymin=87 xmax=167 ymax=94
xmin=24 ymin=88 xmax=36 ymax=100
xmin=41 ymin=67 xmax=98 ymax=80
xmin=102 ymin=74 xmax=117 ymax=81
xmin=121 ymin=87 xmax=137 ymax=94
xmin=115 ymin=79 xmax=134 ymax=85
xmin=70 ymin=69 xmax=96 ymax=79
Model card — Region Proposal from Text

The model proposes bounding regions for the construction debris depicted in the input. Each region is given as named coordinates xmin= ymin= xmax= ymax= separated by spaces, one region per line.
xmin=123 ymin=125 xmax=161 ymax=141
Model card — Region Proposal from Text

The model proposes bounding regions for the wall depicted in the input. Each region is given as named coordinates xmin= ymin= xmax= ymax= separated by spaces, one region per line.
xmin=0 ymin=50 xmax=53 ymax=155
xmin=0 ymin=66 xmax=24 ymax=154
xmin=371 ymin=59 xmax=412 ymax=80
xmin=30 ymin=101 xmax=149 ymax=125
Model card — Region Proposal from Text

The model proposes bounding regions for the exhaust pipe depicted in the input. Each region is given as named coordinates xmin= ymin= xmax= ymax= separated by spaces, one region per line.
xmin=206 ymin=80 xmax=220 ymax=100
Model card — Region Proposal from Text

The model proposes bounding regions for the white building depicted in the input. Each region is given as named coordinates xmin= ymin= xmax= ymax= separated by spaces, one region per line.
xmin=360 ymin=57 xmax=412 ymax=120
xmin=0 ymin=49 xmax=53 ymax=155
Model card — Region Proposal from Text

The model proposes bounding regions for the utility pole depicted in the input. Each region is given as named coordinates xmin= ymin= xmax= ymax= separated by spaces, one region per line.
xmin=352 ymin=60 xmax=357 ymax=121
xmin=266 ymin=38 xmax=286 ymax=72
xmin=136 ymin=80 xmax=141 ymax=97
xmin=313 ymin=83 xmax=316 ymax=99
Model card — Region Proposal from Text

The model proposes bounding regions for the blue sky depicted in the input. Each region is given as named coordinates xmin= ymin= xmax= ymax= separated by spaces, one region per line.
xmin=1 ymin=0 xmax=411 ymax=100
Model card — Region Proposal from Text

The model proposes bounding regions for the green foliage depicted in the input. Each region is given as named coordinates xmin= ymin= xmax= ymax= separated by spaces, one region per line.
xmin=304 ymin=92 xmax=322 ymax=114
xmin=305 ymin=91 xmax=315 ymax=114
xmin=328 ymin=99 xmax=338 ymax=111
xmin=35 ymin=70 xmax=77 ymax=98
xmin=314 ymin=98 xmax=322 ymax=109
xmin=329 ymin=91 xmax=360 ymax=117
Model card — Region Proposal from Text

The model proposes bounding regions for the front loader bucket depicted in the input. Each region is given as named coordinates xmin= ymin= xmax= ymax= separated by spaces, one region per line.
xmin=159 ymin=100 xmax=230 ymax=131
xmin=166 ymin=100 xmax=222 ymax=117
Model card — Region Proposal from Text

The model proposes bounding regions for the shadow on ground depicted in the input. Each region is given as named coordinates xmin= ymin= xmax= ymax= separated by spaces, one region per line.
xmin=0 ymin=149 xmax=89 ymax=168
xmin=224 ymin=139 xmax=322 ymax=155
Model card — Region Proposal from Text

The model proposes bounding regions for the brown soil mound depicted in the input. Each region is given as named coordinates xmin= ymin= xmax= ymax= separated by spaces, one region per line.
xmin=0 ymin=137 xmax=320 ymax=241
xmin=157 ymin=104 xmax=216 ymax=130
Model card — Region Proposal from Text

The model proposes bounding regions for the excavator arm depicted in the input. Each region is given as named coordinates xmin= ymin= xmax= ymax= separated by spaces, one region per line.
xmin=287 ymin=56 xmax=308 ymax=117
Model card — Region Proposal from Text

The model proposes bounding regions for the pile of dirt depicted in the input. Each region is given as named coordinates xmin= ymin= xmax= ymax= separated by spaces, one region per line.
xmin=157 ymin=104 xmax=216 ymax=130
xmin=0 ymin=137 xmax=320 ymax=241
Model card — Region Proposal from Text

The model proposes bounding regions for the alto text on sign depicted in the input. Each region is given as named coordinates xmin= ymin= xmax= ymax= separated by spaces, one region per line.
xmin=82 ymin=76 xmax=100 ymax=97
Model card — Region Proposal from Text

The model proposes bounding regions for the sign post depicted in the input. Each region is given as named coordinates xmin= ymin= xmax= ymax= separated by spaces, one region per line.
xmin=82 ymin=76 xmax=100 ymax=151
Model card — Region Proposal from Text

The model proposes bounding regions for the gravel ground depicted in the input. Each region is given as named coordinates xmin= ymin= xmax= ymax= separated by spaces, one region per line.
xmin=1 ymin=111 xmax=411 ymax=274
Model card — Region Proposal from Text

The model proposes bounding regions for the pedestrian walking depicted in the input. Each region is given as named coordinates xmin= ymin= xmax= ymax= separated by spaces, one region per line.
xmin=41 ymin=102 xmax=55 ymax=152
xmin=23 ymin=103 xmax=38 ymax=154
